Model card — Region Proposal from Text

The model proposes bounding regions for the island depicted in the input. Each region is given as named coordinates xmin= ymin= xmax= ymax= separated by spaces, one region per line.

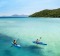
xmin=29 ymin=8 xmax=60 ymax=17
xmin=0 ymin=14 xmax=28 ymax=18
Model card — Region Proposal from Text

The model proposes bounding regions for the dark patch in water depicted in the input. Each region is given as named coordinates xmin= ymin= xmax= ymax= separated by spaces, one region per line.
xmin=22 ymin=45 xmax=44 ymax=56
xmin=47 ymin=50 xmax=55 ymax=55
xmin=28 ymin=45 xmax=43 ymax=49
xmin=0 ymin=33 xmax=14 ymax=49
xmin=0 ymin=33 xmax=13 ymax=43
xmin=3 ymin=50 xmax=13 ymax=56
xmin=29 ymin=45 xmax=44 ymax=55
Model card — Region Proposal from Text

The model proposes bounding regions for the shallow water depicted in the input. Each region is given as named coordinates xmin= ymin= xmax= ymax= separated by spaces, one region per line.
xmin=0 ymin=17 xmax=60 ymax=56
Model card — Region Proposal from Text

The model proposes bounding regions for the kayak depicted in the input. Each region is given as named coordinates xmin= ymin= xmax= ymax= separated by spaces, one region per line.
xmin=12 ymin=44 xmax=21 ymax=48
xmin=12 ymin=42 xmax=21 ymax=48
xmin=33 ymin=41 xmax=47 ymax=45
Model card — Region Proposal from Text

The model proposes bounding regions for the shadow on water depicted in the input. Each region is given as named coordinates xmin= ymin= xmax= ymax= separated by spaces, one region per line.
xmin=28 ymin=45 xmax=43 ymax=49
xmin=0 ymin=34 xmax=14 ymax=56
xmin=0 ymin=33 xmax=13 ymax=43
xmin=22 ymin=45 xmax=44 ymax=56
xmin=47 ymin=50 xmax=55 ymax=56
xmin=3 ymin=50 xmax=13 ymax=56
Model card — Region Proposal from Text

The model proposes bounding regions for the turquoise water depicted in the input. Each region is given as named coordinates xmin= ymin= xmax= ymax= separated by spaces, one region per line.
xmin=0 ymin=17 xmax=60 ymax=56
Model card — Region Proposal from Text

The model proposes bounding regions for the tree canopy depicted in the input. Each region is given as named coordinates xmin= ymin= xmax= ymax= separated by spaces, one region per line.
xmin=29 ymin=8 xmax=60 ymax=17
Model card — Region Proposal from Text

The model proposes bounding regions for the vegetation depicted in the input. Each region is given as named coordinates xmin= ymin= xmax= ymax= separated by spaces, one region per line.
xmin=29 ymin=8 xmax=60 ymax=17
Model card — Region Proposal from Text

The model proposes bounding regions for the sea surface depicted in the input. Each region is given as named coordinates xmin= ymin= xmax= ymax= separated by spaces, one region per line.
xmin=0 ymin=17 xmax=60 ymax=56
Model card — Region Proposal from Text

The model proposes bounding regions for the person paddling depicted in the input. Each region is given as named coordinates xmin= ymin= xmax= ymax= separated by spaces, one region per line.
xmin=13 ymin=40 xmax=17 ymax=45
xmin=36 ymin=39 xmax=39 ymax=43
xmin=36 ymin=37 xmax=41 ymax=43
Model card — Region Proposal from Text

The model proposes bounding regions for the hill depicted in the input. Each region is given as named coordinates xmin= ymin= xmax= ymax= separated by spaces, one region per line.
xmin=29 ymin=8 xmax=60 ymax=17
xmin=0 ymin=14 xmax=28 ymax=18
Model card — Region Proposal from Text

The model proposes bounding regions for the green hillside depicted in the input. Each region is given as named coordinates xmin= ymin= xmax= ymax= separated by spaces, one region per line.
xmin=29 ymin=8 xmax=60 ymax=17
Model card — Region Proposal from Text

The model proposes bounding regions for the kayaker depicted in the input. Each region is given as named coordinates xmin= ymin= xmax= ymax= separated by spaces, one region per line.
xmin=36 ymin=39 xmax=39 ymax=43
xmin=36 ymin=37 xmax=41 ymax=43
xmin=13 ymin=40 xmax=17 ymax=45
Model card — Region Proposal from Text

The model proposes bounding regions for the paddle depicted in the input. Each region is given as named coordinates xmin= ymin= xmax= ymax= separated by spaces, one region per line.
xmin=39 ymin=37 xmax=42 ymax=41
xmin=16 ymin=39 xmax=19 ymax=42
